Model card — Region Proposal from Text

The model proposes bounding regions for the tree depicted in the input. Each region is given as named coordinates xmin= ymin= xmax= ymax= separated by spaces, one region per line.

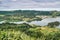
xmin=48 ymin=21 xmax=60 ymax=27
xmin=52 ymin=10 xmax=58 ymax=17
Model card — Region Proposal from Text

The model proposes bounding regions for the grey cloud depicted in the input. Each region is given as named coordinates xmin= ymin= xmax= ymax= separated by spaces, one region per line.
xmin=0 ymin=0 xmax=60 ymax=10
xmin=32 ymin=0 xmax=60 ymax=2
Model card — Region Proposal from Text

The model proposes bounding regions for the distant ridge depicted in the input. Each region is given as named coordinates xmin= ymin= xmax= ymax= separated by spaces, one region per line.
xmin=0 ymin=10 xmax=52 ymax=15
xmin=0 ymin=8 xmax=60 ymax=11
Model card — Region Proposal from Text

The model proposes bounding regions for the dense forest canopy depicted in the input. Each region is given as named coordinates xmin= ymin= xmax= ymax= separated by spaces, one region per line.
xmin=0 ymin=10 xmax=53 ymax=15
xmin=0 ymin=23 xmax=60 ymax=40
xmin=0 ymin=10 xmax=60 ymax=17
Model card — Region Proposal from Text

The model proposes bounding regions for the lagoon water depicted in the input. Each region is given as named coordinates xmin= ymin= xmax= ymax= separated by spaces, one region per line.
xmin=30 ymin=17 xmax=60 ymax=26
xmin=0 ymin=17 xmax=60 ymax=27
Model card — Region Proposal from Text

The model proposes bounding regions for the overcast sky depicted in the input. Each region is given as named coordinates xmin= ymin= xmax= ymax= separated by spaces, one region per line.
xmin=0 ymin=0 xmax=60 ymax=11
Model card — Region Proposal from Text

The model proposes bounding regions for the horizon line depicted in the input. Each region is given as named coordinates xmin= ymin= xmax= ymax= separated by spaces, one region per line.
xmin=0 ymin=8 xmax=60 ymax=11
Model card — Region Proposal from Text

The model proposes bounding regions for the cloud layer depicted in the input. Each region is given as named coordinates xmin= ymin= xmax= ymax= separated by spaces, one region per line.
xmin=0 ymin=0 xmax=60 ymax=10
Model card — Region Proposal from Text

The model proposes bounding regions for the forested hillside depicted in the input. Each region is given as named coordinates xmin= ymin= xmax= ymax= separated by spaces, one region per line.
xmin=0 ymin=23 xmax=60 ymax=40
xmin=0 ymin=10 xmax=52 ymax=15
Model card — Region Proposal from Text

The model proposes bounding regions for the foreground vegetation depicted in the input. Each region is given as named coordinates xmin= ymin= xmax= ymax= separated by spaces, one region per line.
xmin=0 ymin=23 xmax=60 ymax=40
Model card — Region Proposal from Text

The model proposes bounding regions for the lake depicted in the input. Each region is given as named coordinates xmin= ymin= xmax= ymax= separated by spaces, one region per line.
xmin=30 ymin=17 xmax=60 ymax=26
xmin=0 ymin=17 xmax=60 ymax=27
